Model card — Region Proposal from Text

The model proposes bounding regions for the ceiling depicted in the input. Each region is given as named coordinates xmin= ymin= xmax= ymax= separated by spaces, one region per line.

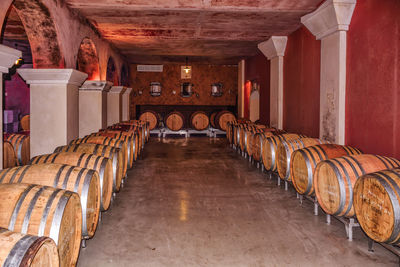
xmin=65 ymin=0 xmax=322 ymax=64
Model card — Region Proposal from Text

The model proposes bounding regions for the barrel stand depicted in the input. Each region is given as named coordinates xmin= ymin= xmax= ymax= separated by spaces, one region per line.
xmin=187 ymin=129 xmax=211 ymax=137
xmin=150 ymin=128 xmax=163 ymax=138
xmin=298 ymin=194 xmax=319 ymax=216
xmin=368 ymin=240 xmax=400 ymax=266
xmin=162 ymin=128 xmax=188 ymax=138
xmin=326 ymin=214 xmax=360 ymax=241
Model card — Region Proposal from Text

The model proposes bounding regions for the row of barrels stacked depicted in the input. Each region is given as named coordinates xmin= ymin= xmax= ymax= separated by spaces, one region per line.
xmin=227 ymin=121 xmax=400 ymax=247
xmin=139 ymin=110 xmax=235 ymax=132
xmin=0 ymin=120 xmax=149 ymax=267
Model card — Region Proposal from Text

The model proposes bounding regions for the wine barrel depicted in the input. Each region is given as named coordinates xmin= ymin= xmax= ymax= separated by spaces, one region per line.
xmin=291 ymin=144 xmax=362 ymax=196
xmin=54 ymin=143 xmax=123 ymax=192
xmin=261 ymin=133 xmax=304 ymax=172
xmin=314 ymin=154 xmax=400 ymax=217
xmin=0 ymin=163 xmax=100 ymax=239
xmin=30 ymin=152 xmax=113 ymax=211
xmin=210 ymin=112 xmax=218 ymax=128
xmin=139 ymin=111 xmax=160 ymax=130
xmin=3 ymin=141 xmax=17 ymax=169
xmin=165 ymin=111 xmax=184 ymax=131
xmin=0 ymin=183 xmax=82 ymax=267
xmin=214 ymin=111 xmax=235 ymax=131
xmin=239 ymin=124 xmax=250 ymax=152
xmin=190 ymin=111 xmax=209 ymax=131
xmin=277 ymin=138 xmax=326 ymax=181
xmin=93 ymin=130 xmax=135 ymax=168
xmin=6 ymin=133 xmax=30 ymax=166
xmin=20 ymin=115 xmax=30 ymax=131
xmin=251 ymin=130 xmax=275 ymax=162
xmin=71 ymin=136 xmax=128 ymax=176
xmin=0 ymin=228 xmax=59 ymax=267
xmin=354 ymin=168 xmax=400 ymax=244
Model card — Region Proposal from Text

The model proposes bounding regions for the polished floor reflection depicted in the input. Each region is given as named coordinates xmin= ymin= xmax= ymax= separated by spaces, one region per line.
xmin=78 ymin=138 xmax=397 ymax=266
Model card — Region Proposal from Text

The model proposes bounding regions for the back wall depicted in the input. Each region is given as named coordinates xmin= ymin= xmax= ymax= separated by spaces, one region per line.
xmin=129 ymin=64 xmax=238 ymax=118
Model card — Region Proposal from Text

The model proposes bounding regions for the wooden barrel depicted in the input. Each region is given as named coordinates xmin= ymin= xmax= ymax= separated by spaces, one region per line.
xmin=291 ymin=144 xmax=362 ymax=196
xmin=239 ymin=124 xmax=250 ymax=151
xmin=0 ymin=183 xmax=82 ymax=267
xmin=165 ymin=111 xmax=184 ymax=131
xmin=261 ymin=133 xmax=304 ymax=172
xmin=71 ymin=136 xmax=128 ymax=176
xmin=251 ymin=130 xmax=275 ymax=162
xmin=314 ymin=154 xmax=400 ymax=217
xmin=214 ymin=111 xmax=235 ymax=131
xmin=354 ymin=168 xmax=400 ymax=244
xmin=277 ymin=138 xmax=326 ymax=181
xmin=0 ymin=228 xmax=59 ymax=267
xmin=3 ymin=141 xmax=18 ymax=169
xmin=210 ymin=112 xmax=218 ymax=128
xmin=20 ymin=115 xmax=30 ymax=131
xmin=94 ymin=130 xmax=135 ymax=168
xmin=0 ymin=163 xmax=100 ymax=239
xmin=6 ymin=133 xmax=30 ymax=166
xmin=54 ymin=143 xmax=123 ymax=192
xmin=233 ymin=123 xmax=240 ymax=146
xmin=190 ymin=111 xmax=209 ymax=131
xmin=139 ymin=111 xmax=160 ymax=130
xmin=226 ymin=122 xmax=233 ymax=144
xmin=30 ymin=152 xmax=113 ymax=211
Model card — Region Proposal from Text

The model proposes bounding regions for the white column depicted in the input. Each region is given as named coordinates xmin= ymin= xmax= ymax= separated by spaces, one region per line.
xmin=122 ymin=87 xmax=132 ymax=122
xmin=107 ymin=86 xmax=126 ymax=126
xmin=18 ymin=69 xmax=88 ymax=157
xmin=79 ymin=80 xmax=112 ymax=137
xmin=238 ymin=60 xmax=245 ymax=118
xmin=258 ymin=36 xmax=287 ymax=129
xmin=301 ymin=0 xmax=356 ymax=144
xmin=0 ymin=45 xmax=22 ymax=169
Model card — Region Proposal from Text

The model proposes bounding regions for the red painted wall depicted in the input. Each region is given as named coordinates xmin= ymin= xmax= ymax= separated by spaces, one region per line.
xmin=245 ymin=52 xmax=270 ymax=124
xmin=283 ymin=26 xmax=321 ymax=137
xmin=346 ymin=0 xmax=400 ymax=158
xmin=4 ymin=72 xmax=30 ymax=117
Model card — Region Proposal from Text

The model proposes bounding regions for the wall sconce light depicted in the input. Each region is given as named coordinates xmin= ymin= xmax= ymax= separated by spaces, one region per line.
xmin=181 ymin=57 xmax=192 ymax=79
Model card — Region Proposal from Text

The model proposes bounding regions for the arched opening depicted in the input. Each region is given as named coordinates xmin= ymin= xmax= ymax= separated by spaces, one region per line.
xmin=106 ymin=57 xmax=119 ymax=86
xmin=76 ymin=37 xmax=100 ymax=80
xmin=120 ymin=64 xmax=129 ymax=87
xmin=10 ymin=0 xmax=65 ymax=68
xmin=1 ymin=5 xmax=32 ymax=131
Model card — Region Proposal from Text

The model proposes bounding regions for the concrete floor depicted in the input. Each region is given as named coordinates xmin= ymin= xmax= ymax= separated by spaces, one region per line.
xmin=78 ymin=137 xmax=398 ymax=267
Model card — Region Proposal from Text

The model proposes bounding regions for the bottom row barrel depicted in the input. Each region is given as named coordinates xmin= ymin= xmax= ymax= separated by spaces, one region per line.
xmin=0 ymin=227 xmax=59 ymax=267
xmin=0 ymin=183 xmax=82 ymax=267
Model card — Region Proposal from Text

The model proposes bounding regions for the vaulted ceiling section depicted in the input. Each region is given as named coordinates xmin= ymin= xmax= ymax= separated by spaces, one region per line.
xmin=65 ymin=0 xmax=322 ymax=64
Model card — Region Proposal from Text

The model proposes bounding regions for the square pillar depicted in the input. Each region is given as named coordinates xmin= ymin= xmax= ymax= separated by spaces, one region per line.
xmin=258 ymin=36 xmax=288 ymax=129
xmin=122 ymin=87 xmax=132 ymax=122
xmin=79 ymin=80 xmax=112 ymax=137
xmin=302 ymin=0 xmax=356 ymax=144
xmin=18 ymin=69 xmax=88 ymax=157
xmin=238 ymin=60 xmax=245 ymax=118
xmin=107 ymin=86 xmax=126 ymax=126
xmin=0 ymin=45 xmax=22 ymax=169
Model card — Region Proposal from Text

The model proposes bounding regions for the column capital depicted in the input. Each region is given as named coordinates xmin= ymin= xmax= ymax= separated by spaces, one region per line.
xmin=18 ymin=69 xmax=88 ymax=86
xmin=258 ymin=36 xmax=288 ymax=60
xmin=110 ymin=86 xmax=127 ymax=94
xmin=80 ymin=80 xmax=112 ymax=92
xmin=123 ymin=88 xmax=132 ymax=95
xmin=301 ymin=0 xmax=356 ymax=40
xmin=0 ymin=44 xmax=22 ymax=73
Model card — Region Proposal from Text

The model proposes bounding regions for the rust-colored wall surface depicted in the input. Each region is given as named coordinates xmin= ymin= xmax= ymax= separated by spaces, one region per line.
xmin=245 ymin=52 xmax=270 ymax=124
xmin=346 ymin=0 xmax=400 ymax=157
xmin=130 ymin=64 xmax=238 ymax=117
xmin=283 ymin=26 xmax=321 ymax=137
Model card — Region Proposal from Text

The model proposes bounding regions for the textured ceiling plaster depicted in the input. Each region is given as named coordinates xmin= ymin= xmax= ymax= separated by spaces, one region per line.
xmin=65 ymin=0 xmax=322 ymax=64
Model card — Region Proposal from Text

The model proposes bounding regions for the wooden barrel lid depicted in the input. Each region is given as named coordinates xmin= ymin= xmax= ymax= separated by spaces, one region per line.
xmin=190 ymin=111 xmax=209 ymax=131
xmin=139 ymin=111 xmax=158 ymax=130
xmin=165 ymin=111 xmax=184 ymax=131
